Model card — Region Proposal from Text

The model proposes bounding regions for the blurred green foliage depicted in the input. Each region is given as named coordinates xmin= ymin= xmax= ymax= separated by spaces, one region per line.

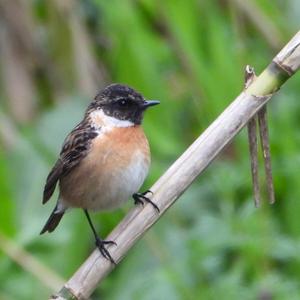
xmin=0 ymin=0 xmax=300 ymax=299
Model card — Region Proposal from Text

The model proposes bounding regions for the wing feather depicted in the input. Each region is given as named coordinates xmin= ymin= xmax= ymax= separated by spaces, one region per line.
xmin=42 ymin=119 xmax=99 ymax=204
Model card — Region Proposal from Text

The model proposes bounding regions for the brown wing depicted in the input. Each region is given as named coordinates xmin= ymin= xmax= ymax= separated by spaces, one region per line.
xmin=42 ymin=120 xmax=99 ymax=204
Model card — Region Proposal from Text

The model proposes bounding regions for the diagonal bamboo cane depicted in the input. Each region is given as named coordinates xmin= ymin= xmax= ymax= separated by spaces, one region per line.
xmin=51 ymin=31 xmax=300 ymax=300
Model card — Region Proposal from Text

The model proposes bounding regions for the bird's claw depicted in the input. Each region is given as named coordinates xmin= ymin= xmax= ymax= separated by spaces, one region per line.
xmin=95 ymin=237 xmax=116 ymax=265
xmin=133 ymin=190 xmax=160 ymax=212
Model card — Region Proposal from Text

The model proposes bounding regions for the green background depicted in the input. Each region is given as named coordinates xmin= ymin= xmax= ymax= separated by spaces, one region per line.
xmin=0 ymin=0 xmax=300 ymax=299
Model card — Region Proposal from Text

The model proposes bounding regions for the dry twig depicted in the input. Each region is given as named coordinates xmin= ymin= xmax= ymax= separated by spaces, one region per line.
xmin=258 ymin=106 xmax=275 ymax=204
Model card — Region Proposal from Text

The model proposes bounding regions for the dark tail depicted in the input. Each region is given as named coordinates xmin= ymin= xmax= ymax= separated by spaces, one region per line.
xmin=40 ymin=206 xmax=65 ymax=234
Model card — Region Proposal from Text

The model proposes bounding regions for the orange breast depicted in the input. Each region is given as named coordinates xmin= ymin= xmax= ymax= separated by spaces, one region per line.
xmin=98 ymin=125 xmax=150 ymax=167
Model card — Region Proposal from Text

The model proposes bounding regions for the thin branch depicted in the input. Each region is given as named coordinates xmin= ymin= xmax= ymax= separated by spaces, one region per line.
xmin=52 ymin=31 xmax=300 ymax=300
xmin=258 ymin=106 xmax=275 ymax=204
xmin=247 ymin=117 xmax=260 ymax=207
xmin=0 ymin=232 xmax=64 ymax=291
xmin=245 ymin=65 xmax=260 ymax=207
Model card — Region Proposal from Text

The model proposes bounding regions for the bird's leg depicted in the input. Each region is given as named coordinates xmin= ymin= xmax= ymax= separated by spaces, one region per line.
xmin=132 ymin=190 xmax=160 ymax=212
xmin=83 ymin=209 xmax=116 ymax=264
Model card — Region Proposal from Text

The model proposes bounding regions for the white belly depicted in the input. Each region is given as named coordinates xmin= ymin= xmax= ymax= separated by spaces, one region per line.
xmin=84 ymin=150 xmax=149 ymax=211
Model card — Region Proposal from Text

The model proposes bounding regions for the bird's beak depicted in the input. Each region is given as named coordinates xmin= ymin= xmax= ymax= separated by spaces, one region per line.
xmin=142 ymin=100 xmax=160 ymax=109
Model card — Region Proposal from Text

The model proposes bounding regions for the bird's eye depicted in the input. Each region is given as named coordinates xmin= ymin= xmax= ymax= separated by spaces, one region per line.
xmin=116 ymin=98 xmax=130 ymax=107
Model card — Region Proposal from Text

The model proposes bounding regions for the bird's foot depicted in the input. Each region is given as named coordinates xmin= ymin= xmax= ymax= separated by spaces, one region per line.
xmin=133 ymin=190 xmax=160 ymax=212
xmin=95 ymin=237 xmax=117 ymax=265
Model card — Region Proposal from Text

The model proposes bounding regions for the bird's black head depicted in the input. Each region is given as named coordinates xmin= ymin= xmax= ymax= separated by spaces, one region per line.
xmin=88 ymin=84 xmax=159 ymax=125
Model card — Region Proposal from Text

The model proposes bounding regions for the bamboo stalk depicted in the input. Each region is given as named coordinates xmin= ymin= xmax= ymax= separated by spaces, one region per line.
xmin=52 ymin=31 xmax=300 ymax=300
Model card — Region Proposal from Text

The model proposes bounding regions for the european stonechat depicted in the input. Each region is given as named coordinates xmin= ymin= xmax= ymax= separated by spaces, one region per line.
xmin=40 ymin=83 xmax=160 ymax=263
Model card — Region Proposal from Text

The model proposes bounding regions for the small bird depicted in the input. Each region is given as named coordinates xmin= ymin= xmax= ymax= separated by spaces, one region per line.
xmin=40 ymin=83 xmax=159 ymax=263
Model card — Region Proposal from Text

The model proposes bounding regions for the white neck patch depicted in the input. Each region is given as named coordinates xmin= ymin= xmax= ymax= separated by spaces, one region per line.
xmin=90 ymin=109 xmax=134 ymax=132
